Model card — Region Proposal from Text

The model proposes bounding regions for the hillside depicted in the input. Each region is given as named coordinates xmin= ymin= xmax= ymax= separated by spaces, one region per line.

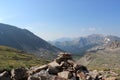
xmin=0 ymin=23 xmax=63 ymax=59
xmin=0 ymin=46 xmax=49 ymax=71
xmin=77 ymin=40 xmax=120 ymax=74
xmin=50 ymin=34 xmax=120 ymax=55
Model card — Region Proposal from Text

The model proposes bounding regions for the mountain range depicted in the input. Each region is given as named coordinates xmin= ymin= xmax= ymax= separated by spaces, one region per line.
xmin=49 ymin=34 xmax=120 ymax=55
xmin=0 ymin=23 xmax=63 ymax=59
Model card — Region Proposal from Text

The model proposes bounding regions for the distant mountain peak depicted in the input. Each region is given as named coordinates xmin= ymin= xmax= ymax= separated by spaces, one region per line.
xmin=49 ymin=34 xmax=120 ymax=55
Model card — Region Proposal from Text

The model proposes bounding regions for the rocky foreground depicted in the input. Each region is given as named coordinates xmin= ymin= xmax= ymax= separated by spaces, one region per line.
xmin=0 ymin=53 xmax=119 ymax=80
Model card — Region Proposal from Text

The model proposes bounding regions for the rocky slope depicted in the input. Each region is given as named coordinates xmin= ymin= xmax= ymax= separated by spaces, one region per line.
xmin=50 ymin=34 xmax=120 ymax=55
xmin=77 ymin=40 xmax=120 ymax=75
xmin=0 ymin=53 xmax=119 ymax=80
xmin=0 ymin=23 xmax=63 ymax=59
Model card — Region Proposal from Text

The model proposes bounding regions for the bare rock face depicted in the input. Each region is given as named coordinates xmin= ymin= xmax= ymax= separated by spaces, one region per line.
xmin=0 ymin=71 xmax=11 ymax=80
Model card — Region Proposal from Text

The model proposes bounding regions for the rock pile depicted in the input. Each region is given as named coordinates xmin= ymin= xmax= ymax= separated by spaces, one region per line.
xmin=27 ymin=52 xmax=90 ymax=80
xmin=0 ymin=52 xmax=119 ymax=80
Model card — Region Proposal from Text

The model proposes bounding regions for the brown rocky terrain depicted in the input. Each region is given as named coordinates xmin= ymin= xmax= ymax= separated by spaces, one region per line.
xmin=0 ymin=52 xmax=119 ymax=80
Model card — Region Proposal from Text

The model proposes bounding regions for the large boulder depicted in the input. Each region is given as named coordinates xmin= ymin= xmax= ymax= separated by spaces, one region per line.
xmin=0 ymin=71 xmax=11 ymax=80
xmin=11 ymin=67 xmax=28 ymax=80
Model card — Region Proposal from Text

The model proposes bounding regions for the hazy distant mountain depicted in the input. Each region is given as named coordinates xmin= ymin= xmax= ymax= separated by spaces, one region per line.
xmin=0 ymin=23 xmax=62 ymax=59
xmin=54 ymin=37 xmax=72 ymax=42
xmin=77 ymin=40 xmax=120 ymax=71
xmin=49 ymin=34 xmax=120 ymax=55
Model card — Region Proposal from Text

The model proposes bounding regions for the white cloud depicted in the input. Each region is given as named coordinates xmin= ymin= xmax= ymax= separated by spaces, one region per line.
xmin=81 ymin=27 xmax=97 ymax=32
xmin=88 ymin=27 xmax=96 ymax=32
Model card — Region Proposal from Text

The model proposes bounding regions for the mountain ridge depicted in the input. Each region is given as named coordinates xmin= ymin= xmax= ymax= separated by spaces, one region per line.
xmin=0 ymin=23 xmax=63 ymax=59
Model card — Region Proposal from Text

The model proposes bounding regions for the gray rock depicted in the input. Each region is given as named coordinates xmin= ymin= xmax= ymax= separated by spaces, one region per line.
xmin=29 ymin=70 xmax=53 ymax=80
xmin=48 ymin=61 xmax=62 ymax=75
xmin=53 ymin=76 xmax=67 ymax=80
xmin=11 ymin=67 xmax=28 ymax=80
xmin=0 ymin=71 xmax=11 ymax=80
xmin=28 ymin=76 xmax=40 ymax=80
xmin=58 ymin=71 xmax=73 ymax=79
xmin=47 ymin=66 xmax=61 ymax=75
xmin=29 ymin=65 xmax=48 ymax=74
xmin=48 ymin=61 xmax=61 ymax=68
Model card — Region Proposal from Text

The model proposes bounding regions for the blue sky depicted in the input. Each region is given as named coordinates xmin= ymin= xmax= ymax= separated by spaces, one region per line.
xmin=0 ymin=0 xmax=120 ymax=40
